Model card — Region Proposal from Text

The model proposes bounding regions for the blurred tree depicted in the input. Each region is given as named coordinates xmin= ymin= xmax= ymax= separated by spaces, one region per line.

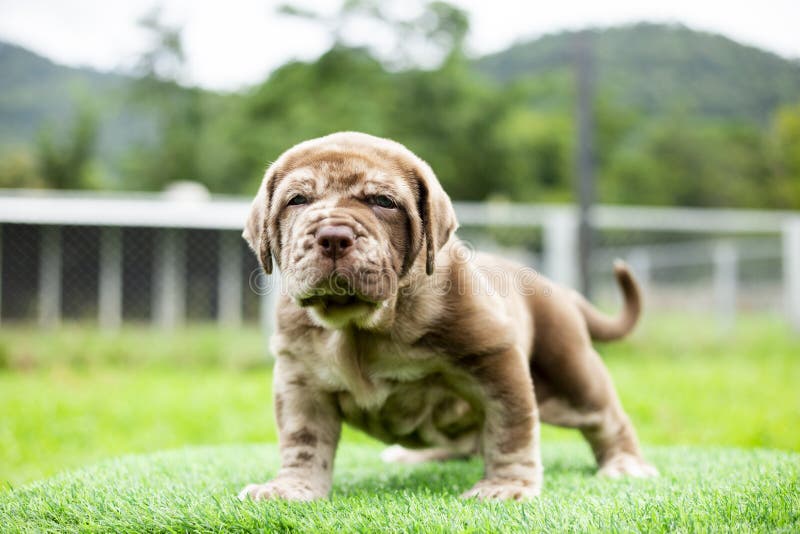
xmin=133 ymin=8 xmax=185 ymax=82
xmin=35 ymin=103 xmax=98 ymax=189
xmin=277 ymin=0 xmax=468 ymax=68
xmin=0 ymin=148 xmax=42 ymax=188
xmin=600 ymin=116 xmax=771 ymax=207
xmin=122 ymin=7 xmax=203 ymax=190
xmin=223 ymin=46 xmax=393 ymax=193
xmin=64 ymin=0 xmax=794 ymax=211
xmin=221 ymin=1 xmax=546 ymax=200
xmin=767 ymin=101 xmax=800 ymax=207
xmin=389 ymin=60 xmax=525 ymax=200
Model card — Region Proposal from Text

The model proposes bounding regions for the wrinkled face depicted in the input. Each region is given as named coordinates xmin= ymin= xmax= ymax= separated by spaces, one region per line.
xmin=244 ymin=133 xmax=457 ymax=330
xmin=274 ymin=156 xmax=420 ymax=326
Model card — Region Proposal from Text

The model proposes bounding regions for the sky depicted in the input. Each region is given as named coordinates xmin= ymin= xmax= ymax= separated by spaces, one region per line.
xmin=0 ymin=0 xmax=798 ymax=91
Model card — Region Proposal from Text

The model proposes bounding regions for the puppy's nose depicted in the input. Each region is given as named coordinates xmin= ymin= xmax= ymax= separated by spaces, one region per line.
xmin=315 ymin=225 xmax=355 ymax=259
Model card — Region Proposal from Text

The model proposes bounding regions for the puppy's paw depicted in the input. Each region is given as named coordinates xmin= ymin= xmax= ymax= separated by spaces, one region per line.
xmin=380 ymin=444 xmax=419 ymax=464
xmin=380 ymin=445 xmax=465 ymax=464
xmin=461 ymin=478 xmax=541 ymax=501
xmin=598 ymin=453 xmax=659 ymax=478
xmin=238 ymin=478 xmax=324 ymax=502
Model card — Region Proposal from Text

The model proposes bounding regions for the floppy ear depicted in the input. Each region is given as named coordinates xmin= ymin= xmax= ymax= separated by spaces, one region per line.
xmin=242 ymin=172 xmax=274 ymax=274
xmin=414 ymin=161 xmax=458 ymax=275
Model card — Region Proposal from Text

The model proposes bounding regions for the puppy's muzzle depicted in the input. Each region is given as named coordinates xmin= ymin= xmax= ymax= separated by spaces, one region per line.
xmin=315 ymin=224 xmax=355 ymax=261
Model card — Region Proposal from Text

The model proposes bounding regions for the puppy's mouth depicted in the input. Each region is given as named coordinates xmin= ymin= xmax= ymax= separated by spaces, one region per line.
xmin=298 ymin=293 xmax=379 ymax=312
xmin=299 ymin=293 xmax=379 ymax=316
xmin=295 ymin=270 xmax=387 ymax=316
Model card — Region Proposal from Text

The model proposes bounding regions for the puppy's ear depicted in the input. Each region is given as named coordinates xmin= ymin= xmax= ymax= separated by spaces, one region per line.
xmin=242 ymin=170 xmax=274 ymax=274
xmin=414 ymin=161 xmax=458 ymax=275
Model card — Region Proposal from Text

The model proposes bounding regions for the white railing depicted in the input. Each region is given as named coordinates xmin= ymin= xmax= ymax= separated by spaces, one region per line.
xmin=0 ymin=189 xmax=798 ymax=331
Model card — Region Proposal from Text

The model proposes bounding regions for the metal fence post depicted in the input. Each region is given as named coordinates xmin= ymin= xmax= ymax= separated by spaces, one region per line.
xmin=626 ymin=248 xmax=652 ymax=296
xmin=99 ymin=226 xmax=122 ymax=330
xmin=259 ymin=270 xmax=277 ymax=355
xmin=713 ymin=240 xmax=738 ymax=330
xmin=153 ymin=228 xmax=185 ymax=329
xmin=543 ymin=208 xmax=579 ymax=289
xmin=218 ymin=231 xmax=242 ymax=327
xmin=784 ymin=218 xmax=800 ymax=332
xmin=38 ymin=225 xmax=61 ymax=328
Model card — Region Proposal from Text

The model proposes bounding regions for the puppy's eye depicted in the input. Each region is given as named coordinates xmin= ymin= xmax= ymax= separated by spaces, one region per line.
xmin=287 ymin=195 xmax=308 ymax=206
xmin=372 ymin=195 xmax=397 ymax=209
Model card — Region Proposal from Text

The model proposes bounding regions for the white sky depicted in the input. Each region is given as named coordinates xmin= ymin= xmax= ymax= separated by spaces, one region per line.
xmin=0 ymin=0 xmax=798 ymax=91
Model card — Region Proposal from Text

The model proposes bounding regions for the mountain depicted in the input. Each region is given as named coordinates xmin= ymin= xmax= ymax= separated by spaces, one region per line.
xmin=2 ymin=23 xmax=799 ymax=196
xmin=475 ymin=23 xmax=800 ymax=124
xmin=0 ymin=41 xmax=152 ymax=161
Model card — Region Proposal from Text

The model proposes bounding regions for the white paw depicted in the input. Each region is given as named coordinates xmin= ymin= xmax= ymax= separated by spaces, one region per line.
xmin=461 ymin=478 xmax=541 ymax=501
xmin=238 ymin=478 xmax=324 ymax=501
xmin=598 ymin=453 xmax=659 ymax=478
xmin=381 ymin=444 xmax=468 ymax=464
xmin=380 ymin=444 xmax=407 ymax=463
xmin=380 ymin=445 xmax=422 ymax=464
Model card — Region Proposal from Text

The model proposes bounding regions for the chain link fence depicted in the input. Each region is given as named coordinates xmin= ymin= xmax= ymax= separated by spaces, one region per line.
xmin=0 ymin=224 xmax=263 ymax=327
xmin=0 ymin=191 xmax=798 ymax=332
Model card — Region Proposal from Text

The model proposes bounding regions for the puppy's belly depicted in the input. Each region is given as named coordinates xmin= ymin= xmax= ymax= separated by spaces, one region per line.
xmin=336 ymin=380 xmax=481 ymax=449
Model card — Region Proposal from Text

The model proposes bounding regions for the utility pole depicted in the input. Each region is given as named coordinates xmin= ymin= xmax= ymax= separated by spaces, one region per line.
xmin=574 ymin=30 xmax=595 ymax=297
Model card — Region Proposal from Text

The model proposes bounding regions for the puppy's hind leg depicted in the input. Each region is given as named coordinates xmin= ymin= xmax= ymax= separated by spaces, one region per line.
xmin=536 ymin=347 xmax=658 ymax=478
xmin=576 ymin=350 xmax=658 ymax=478
xmin=581 ymin=402 xmax=659 ymax=479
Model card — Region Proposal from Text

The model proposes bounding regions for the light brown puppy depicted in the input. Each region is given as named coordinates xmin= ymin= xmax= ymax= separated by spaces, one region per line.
xmin=239 ymin=132 xmax=657 ymax=502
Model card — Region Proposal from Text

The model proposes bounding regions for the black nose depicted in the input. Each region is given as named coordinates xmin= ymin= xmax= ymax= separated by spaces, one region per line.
xmin=315 ymin=225 xmax=355 ymax=259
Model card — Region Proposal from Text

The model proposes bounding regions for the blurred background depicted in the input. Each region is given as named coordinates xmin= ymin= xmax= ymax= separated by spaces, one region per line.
xmin=0 ymin=0 xmax=798 ymax=489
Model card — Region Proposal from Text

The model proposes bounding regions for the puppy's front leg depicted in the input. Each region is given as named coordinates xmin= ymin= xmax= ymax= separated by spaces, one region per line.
xmin=460 ymin=347 xmax=542 ymax=501
xmin=239 ymin=359 xmax=341 ymax=501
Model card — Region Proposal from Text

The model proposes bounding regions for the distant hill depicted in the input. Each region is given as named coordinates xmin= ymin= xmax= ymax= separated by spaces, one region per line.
xmin=2 ymin=23 xmax=800 ymax=184
xmin=475 ymin=23 xmax=800 ymax=124
xmin=0 ymin=41 xmax=153 ymax=163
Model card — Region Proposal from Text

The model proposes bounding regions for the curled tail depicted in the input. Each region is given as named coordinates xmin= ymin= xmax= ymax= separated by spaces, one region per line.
xmin=574 ymin=260 xmax=642 ymax=341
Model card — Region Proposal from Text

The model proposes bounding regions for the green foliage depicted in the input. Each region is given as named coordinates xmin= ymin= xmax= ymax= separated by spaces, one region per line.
xmin=2 ymin=10 xmax=800 ymax=208
xmin=121 ymin=10 xmax=205 ymax=191
xmin=600 ymin=116 xmax=775 ymax=207
xmin=0 ymin=148 xmax=41 ymax=188
xmin=768 ymin=101 xmax=800 ymax=206
xmin=35 ymin=103 xmax=99 ymax=189
xmin=0 ymin=41 xmax=153 ymax=188
xmin=277 ymin=0 xmax=468 ymax=68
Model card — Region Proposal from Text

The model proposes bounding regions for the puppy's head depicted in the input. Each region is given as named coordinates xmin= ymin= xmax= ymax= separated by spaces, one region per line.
xmin=244 ymin=132 xmax=457 ymax=328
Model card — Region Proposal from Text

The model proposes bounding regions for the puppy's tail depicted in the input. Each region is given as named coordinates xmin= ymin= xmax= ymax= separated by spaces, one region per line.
xmin=573 ymin=260 xmax=642 ymax=342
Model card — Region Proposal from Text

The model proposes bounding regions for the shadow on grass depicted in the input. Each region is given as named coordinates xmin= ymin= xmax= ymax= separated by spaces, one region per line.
xmin=331 ymin=449 xmax=598 ymax=499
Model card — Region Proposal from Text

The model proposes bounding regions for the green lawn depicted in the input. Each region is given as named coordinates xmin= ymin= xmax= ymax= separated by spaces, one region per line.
xmin=1 ymin=443 xmax=798 ymax=532
xmin=0 ymin=315 xmax=798 ymax=531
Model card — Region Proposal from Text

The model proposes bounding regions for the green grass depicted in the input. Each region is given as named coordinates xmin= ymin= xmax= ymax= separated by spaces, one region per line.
xmin=0 ymin=314 xmax=798 ymax=531
xmin=0 ymin=324 xmax=269 ymax=370
xmin=1 ymin=443 xmax=798 ymax=532
xmin=2 ymin=315 xmax=798 ymax=489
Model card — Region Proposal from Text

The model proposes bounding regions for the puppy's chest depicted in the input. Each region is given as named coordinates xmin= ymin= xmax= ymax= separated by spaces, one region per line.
xmin=302 ymin=337 xmax=482 ymax=447
xmin=310 ymin=338 xmax=446 ymax=405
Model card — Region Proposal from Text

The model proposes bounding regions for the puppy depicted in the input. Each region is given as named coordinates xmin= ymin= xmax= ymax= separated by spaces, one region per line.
xmin=239 ymin=132 xmax=657 ymax=502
